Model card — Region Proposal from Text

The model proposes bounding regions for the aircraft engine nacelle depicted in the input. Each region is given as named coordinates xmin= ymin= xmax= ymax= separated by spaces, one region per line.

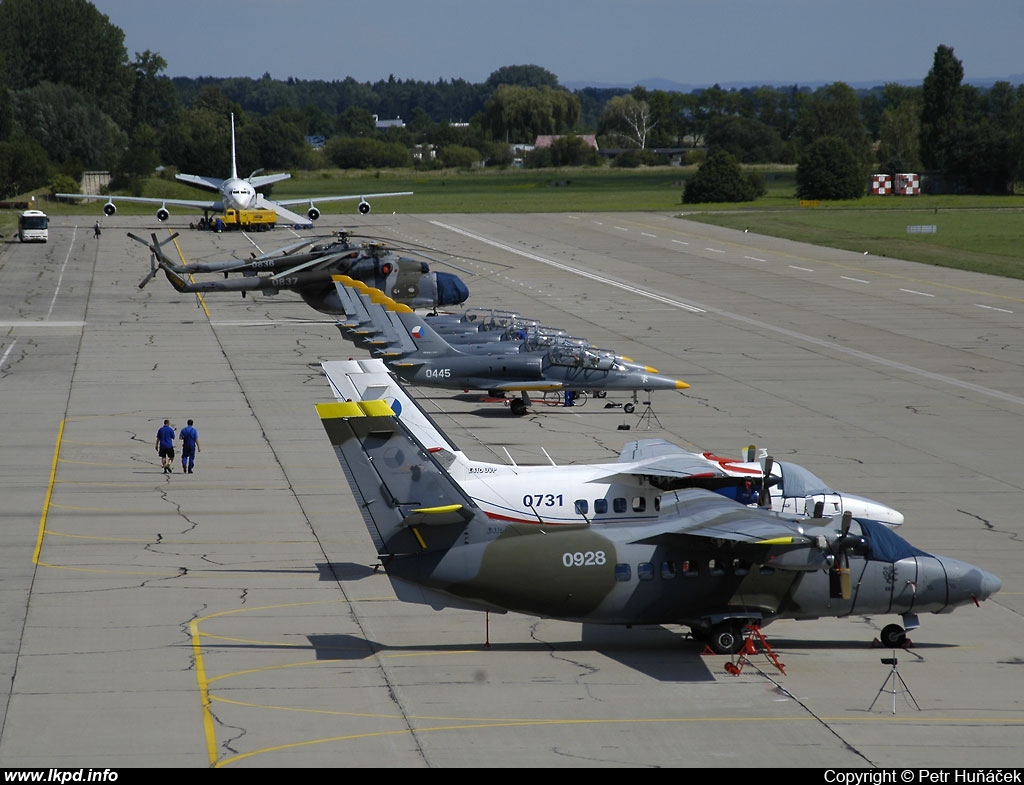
xmin=358 ymin=199 xmax=371 ymax=215
xmin=307 ymin=206 xmax=321 ymax=221
xmin=156 ymin=206 xmax=170 ymax=222
xmin=102 ymin=202 xmax=117 ymax=217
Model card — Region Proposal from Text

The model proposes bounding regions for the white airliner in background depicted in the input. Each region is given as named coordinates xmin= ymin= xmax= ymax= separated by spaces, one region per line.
xmin=321 ymin=358 xmax=905 ymax=529
xmin=58 ymin=113 xmax=412 ymax=226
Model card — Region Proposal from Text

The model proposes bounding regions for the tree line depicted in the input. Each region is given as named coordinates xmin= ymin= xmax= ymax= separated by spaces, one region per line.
xmin=1 ymin=0 xmax=1021 ymax=203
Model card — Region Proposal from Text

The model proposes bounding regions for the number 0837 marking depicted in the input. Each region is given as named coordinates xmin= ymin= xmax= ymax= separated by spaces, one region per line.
xmin=562 ymin=551 xmax=607 ymax=567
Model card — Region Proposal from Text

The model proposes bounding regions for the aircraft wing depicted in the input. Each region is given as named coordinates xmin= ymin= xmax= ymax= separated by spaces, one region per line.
xmin=274 ymin=191 xmax=413 ymax=208
xmin=57 ymin=193 xmax=222 ymax=211
xmin=620 ymin=438 xmax=761 ymax=476
xmin=637 ymin=489 xmax=825 ymax=570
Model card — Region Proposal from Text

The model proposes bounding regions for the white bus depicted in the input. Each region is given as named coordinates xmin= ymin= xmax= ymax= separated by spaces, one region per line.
xmin=18 ymin=209 xmax=49 ymax=242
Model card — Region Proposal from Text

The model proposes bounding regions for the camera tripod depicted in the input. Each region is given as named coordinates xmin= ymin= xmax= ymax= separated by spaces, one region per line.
xmin=868 ymin=652 xmax=921 ymax=714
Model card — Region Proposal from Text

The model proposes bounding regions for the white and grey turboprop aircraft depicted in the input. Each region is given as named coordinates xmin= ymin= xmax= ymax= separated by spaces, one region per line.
xmin=58 ymin=113 xmax=412 ymax=226
xmin=322 ymin=358 xmax=906 ymax=530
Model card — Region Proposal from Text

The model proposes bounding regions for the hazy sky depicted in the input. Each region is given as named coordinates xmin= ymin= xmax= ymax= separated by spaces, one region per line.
xmin=89 ymin=0 xmax=1022 ymax=88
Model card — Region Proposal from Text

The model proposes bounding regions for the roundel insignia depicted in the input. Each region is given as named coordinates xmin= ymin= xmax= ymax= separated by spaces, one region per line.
xmin=388 ymin=398 xmax=403 ymax=417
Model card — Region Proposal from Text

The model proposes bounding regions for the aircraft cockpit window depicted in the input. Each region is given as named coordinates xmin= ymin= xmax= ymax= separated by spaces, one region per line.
xmin=637 ymin=562 xmax=655 ymax=581
xmin=776 ymin=462 xmax=834 ymax=498
xmin=613 ymin=498 xmax=627 ymax=513
xmin=594 ymin=499 xmax=609 ymax=514
xmin=615 ymin=563 xmax=631 ymax=582
xmin=575 ymin=499 xmax=589 ymax=515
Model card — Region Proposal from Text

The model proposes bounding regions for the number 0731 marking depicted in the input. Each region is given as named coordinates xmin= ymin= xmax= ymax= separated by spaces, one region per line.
xmin=562 ymin=551 xmax=607 ymax=567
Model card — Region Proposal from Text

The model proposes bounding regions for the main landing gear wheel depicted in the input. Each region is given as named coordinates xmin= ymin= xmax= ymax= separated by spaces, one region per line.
xmin=623 ymin=403 xmax=636 ymax=414
xmin=880 ymin=623 xmax=907 ymax=648
xmin=707 ymin=622 xmax=746 ymax=655
xmin=509 ymin=399 xmax=528 ymax=416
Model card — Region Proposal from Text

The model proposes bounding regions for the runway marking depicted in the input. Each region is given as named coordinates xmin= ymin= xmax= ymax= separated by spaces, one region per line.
xmin=744 ymin=255 xmax=767 ymax=263
xmin=976 ymin=303 xmax=1013 ymax=313
xmin=46 ymin=226 xmax=79 ymax=320
xmin=841 ymin=276 xmax=870 ymax=284
xmin=430 ymin=220 xmax=705 ymax=313
xmin=0 ymin=340 xmax=15 ymax=370
xmin=789 ymin=265 xmax=814 ymax=272
xmin=900 ymin=288 xmax=935 ymax=297
xmin=671 ymin=239 xmax=689 ymax=246
xmin=705 ymin=247 xmax=725 ymax=253
xmin=431 ymin=220 xmax=1024 ymax=407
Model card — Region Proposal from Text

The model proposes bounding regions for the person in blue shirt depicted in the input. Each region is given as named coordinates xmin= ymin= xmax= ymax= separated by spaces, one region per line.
xmin=736 ymin=477 xmax=760 ymax=506
xmin=179 ymin=419 xmax=200 ymax=474
xmin=155 ymin=419 xmax=176 ymax=473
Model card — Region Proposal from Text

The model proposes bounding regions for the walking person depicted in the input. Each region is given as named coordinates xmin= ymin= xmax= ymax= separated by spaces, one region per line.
xmin=155 ymin=419 xmax=176 ymax=473
xmin=93 ymin=221 xmax=101 ymax=238
xmin=179 ymin=419 xmax=200 ymax=474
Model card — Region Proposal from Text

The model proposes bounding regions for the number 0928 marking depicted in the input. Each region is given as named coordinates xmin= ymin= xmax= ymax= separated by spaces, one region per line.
xmin=562 ymin=551 xmax=607 ymax=567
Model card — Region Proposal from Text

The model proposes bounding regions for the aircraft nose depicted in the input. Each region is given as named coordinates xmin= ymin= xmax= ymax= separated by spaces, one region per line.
xmin=675 ymin=379 xmax=690 ymax=390
xmin=436 ymin=273 xmax=469 ymax=306
xmin=980 ymin=568 xmax=1002 ymax=600
xmin=941 ymin=557 xmax=1002 ymax=605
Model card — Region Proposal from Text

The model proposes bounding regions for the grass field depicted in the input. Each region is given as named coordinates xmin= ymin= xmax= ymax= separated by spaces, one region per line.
xmin=7 ymin=166 xmax=1024 ymax=278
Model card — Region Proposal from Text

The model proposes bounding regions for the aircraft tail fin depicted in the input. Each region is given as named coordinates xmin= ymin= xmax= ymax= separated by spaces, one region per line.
xmin=332 ymin=275 xmax=463 ymax=358
xmin=315 ymin=400 xmax=481 ymax=557
xmin=321 ymin=359 xmax=460 ymax=453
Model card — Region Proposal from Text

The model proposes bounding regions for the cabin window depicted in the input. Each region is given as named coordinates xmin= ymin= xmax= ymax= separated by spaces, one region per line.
xmin=661 ymin=561 xmax=677 ymax=580
xmin=594 ymin=499 xmax=608 ymax=514
xmin=709 ymin=559 xmax=725 ymax=576
xmin=614 ymin=563 xmax=631 ymax=582
xmin=654 ymin=496 xmax=661 ymax=512
xmin=637 ymin=562 xmax=654 ymax=581
xmin=613 ymin=497 xmax=627 ymax=513
xmin=632 ymin=496 xmax=646 ymax=512
xmin=574 ymin=499 xmax=588 ymax=515
xmin=682 ymin=561 xmax=698 ymax=578
xmin=732 ymin=559 xmax=749 ymax=576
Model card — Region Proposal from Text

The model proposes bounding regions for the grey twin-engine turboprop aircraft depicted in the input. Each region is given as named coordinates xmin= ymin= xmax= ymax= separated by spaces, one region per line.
xmin=315 ymin=393 xmax=1000 ymax=654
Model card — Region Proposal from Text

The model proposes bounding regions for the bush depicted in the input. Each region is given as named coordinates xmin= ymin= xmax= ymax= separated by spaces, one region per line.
xmin=796 ymin=136 xmax=865 ymax=200
xmin=612 ymin=149 xmax=664 ymax=168
xmin=682 ymin=150 xmax=763 ymax=203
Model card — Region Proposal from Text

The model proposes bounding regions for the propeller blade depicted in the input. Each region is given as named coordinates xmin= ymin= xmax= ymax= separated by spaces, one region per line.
xmin=138 ymin=252 xmax=160 ymax=289
xmin=759 ymin=455 xmax=774 ymax=506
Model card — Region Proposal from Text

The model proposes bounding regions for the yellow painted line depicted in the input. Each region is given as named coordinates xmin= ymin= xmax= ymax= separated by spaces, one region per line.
xmin=33 ymin=419 xmax=64 ymax=564
xmin=170 ymin=230 xmax=210 ymax=318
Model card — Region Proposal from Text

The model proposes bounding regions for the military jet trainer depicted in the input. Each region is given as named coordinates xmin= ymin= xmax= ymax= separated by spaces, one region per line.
xmin=329 ymin=275 xmax=688 ymax=415
xmin=130 ymin=231 xmax=469 ymax=314
xmin=315 ymin=396 xmax=1000 ymax=655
